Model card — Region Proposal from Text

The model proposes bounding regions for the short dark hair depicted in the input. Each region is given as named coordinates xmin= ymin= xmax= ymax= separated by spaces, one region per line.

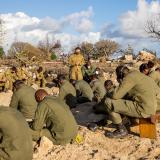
xmin=104 ymin=80 xmax=113 ymax=87
xmin=147 ymin=61 xmax=154 ymax=69
xmin=116 ymin=65 xmax=129 ymax=80
xmin=70 ymin=79 xmax=76 ymax=85
xmin=11 ymin=66 xmax=17 ymax=72
xmin=57 ymin=74 xmax=66 ymax=81
xmin=75 ymin=47 xmax=81 ymax=51
xmin=139 ymin=63 xmax=149 ymax=73
xmin=156 ymin=67 xmax=160 ymax=72
xmin=13 ymin=80 xmax=24 ymax=88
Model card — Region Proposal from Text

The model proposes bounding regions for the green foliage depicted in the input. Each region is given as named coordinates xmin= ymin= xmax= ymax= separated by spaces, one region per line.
xmin=0 ymin=47 xmax=4 ymax=58
xmin=51 ymin=52 xmax=57 ymax=60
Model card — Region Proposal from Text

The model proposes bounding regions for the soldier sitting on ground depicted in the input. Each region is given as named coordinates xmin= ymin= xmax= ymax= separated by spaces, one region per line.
xmin=31 ymin=89 xmax=78 ymax=145
xmin=90 ymin=74 xmax=106 ymax=103
xmin=57 ymin=75 xmax=77 ymax=108
xmin=70 ymin=79 xmax=93 ymax=104
xmin=82 ymin=61 xmax=96 ymax=83
xmin=10 ymin=80 xmax=37 ymax=121
xmin=140 ymin=62 xmax=160 ymax=88
xmin=0 ymin=107 xmax=33 ymax=160
xmin=103 ymin=65 xmax=157 ymax=138
xmin=95 ymin=67 xmax=106 ymax=85
xmin=93 ymin=80 xmax=115 ymax=114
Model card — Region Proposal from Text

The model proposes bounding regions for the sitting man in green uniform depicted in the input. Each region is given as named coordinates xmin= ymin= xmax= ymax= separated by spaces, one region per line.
xmin=31 ymin=89 xmax=78 ymax=145
xmin=140 ymin=62 xmax=160 ymax=88
xmin=0 ymin=107 xmax=33 ymax=160
xmin=90 ymin=74 xmax=106 ymax=103
xmin=57 ymin=75 xmax=77 ymax=108
xmin=104 ymin=65 xmax=157 ymax=138
xmin=93 ymin=80 xmax=115 ymax=114
xmin=10 ymin=80 xmax=37 ymax=121
xmin=82 ymin=61 xmax=96 ymax=83
xmin=70 ymin=79 xmax=93 ymax=103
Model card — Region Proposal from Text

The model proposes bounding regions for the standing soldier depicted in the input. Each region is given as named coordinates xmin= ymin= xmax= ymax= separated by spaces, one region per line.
xmin=0 ymin=69 xmax=8 ymax=92
xmin=35 ymin=66 xmax=46 ymax=88
xmin=5 ymin=67 xmax=15 ymax=91
xmin=69 ymin=47 xmax=85 ymax=80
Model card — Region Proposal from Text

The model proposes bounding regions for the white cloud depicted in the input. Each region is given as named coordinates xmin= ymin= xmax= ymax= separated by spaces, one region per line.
xmin=1 ymin=7 xmax=96 ymax=53
xmin=120 ymin=0 xmax=160 ymax=38
xmin=101 ymin=0 xmax=160 ymax=55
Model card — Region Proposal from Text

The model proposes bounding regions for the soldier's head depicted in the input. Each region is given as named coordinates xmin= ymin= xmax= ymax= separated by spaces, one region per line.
xmin=139 ymin=63 xmax=150 ymax=75
xmin=57 ymin=74 xmax=66 ymax=85
xmin=70 ymin=79 xmax=77 ymax=86
xmin=35 ymin=89 xmax=48 ymax=103
xmin=11 ymin=66 xmax=17 ymax=73
xmin=13 ymin=80 xmax=24 ymax=90
xmin=37 ymin=66 xmax=43 ymax=73
xmin=86 ymin=61 xmax=91 ymax=69
xmin=104 ymin=80 xmax=113 ymax=91
xmin=75 ymin=47 xmax=81 ymax=54
xmin=147 ymin=61 xmax=154 ymax=69
xmin=116 ymin=65 xmax=129 ymax=82
xmin=90 ymin=74 xmax=98 ymax=81
xmin=21 ymin=63 xmax=26 ymax=68
xmin=155 ymin=67 xmax=160 ymax=72
xmin=95 ymin=67 xmax=103 ymax=77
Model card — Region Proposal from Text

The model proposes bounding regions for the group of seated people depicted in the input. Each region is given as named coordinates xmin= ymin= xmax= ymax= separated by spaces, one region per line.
xmin=1 ymin=60 xmax=160 ymax=160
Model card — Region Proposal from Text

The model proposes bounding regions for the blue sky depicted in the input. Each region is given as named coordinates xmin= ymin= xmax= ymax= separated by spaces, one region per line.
xmin=1 ymin=0 xmax=160 ymax=54
xmin=0 ymin=0 xmax=137 ymax=28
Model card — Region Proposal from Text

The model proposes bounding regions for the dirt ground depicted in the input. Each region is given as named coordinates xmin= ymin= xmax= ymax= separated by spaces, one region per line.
xmin=1 ymin=91 xmax=160 ymax=160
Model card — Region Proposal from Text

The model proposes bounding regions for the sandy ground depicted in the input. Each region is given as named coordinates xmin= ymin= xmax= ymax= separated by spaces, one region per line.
xmin=1 ymin=92 xmax=160 ymax=160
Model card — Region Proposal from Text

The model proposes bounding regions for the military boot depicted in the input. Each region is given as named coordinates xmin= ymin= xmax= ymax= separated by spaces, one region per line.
xmin=105 ymin=123 xmax=128 ymax=138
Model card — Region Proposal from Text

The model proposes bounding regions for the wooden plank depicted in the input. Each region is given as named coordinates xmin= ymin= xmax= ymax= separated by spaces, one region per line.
xmin=139 ymin=118 xmax=157 ymax=139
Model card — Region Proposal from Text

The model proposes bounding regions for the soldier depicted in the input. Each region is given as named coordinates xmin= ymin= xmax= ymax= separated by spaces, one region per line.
xmin=0 ymin=70 xmax=8 ymax=92
xmin=0 ymin=107 xmax=32 ymax=160
xmin=95 ymin=67 xmax=106 ymax=85
xmin=31 ymin=89 xmax=78 ymax=145
xmin=140 ymin=63 xmax=160 ymax=87
xmin=10 ymin=80 xmax=37 ymax=121
xmin=70 ymin=79 xmax=93 ymax=103
xmin=35 ymin=66 xmax=46 ymax=88
xmin=104 ymin=80 xmax=115 ymax=98
xmin=104 ymin=65 xmax=157 ymax=138
xmin=68 ymin=47 xmax=85 ymax=80
xmin=93 ymin=80 xmax=115 ymax=114
xmin=57 ymin=75 xmax=77 ymax=108
xmin=5 ymin=68 xmax=15 ymax=91
xmin=90 ymin=74 xmax=106 ymax=102
xmin=82 ymin=61 xmax=96 ymax=83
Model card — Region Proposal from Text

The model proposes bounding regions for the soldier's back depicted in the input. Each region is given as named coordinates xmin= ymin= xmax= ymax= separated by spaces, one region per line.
xmin=41 ymin=97 xmax=77 ymax=143
xmin=0 ymin=107 xmax=32 ymax=160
